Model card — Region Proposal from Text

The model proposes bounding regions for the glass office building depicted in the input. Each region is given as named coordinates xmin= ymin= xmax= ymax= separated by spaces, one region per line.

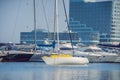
xmin=69 ymin=0 xmax=120 ymax=45
xmin=20 ymin=29 xmax=79 ymax=44
xmin=70 ymin=18 xmax=99 ymax=45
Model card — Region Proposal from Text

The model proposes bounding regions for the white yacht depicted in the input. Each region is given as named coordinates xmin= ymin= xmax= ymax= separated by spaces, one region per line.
xmin=77 ymin=45 xmax=120 ymax=63
xmin=42 ymin=42 xmax=89 ymax=65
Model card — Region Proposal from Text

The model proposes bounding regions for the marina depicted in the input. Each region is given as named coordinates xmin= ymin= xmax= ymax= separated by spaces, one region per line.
xmin=0 ymin=0 xmax=120 ymax=80
xmin=0 ymin=42 xmax=120 ymax=63
xmin=0 ymin=62 xmax=120 ymax=80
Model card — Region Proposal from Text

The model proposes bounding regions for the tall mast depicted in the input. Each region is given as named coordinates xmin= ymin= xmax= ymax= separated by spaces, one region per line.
xmin=62 ymin=0 xmax=75 ymax=55
xmin=56 ymin=0 xmax=59 ymax=51
xmin=33 ymin=0 xmax=37 ymax=51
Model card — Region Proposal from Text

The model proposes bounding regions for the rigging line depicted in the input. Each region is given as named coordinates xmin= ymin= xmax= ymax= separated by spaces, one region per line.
xmin=62 ymin=0 xmax=75 ymax=56
xmin=41 ymin=0 xmax=50 ymax=37
xmin=11 ymin=0 xmax=21 ymax=43
xmin=33 ymin=0 xmax=37 ymax=52
xmin=52 ymin=0 xmax=57 ymax=51
xmin=54 ymin=0 xmax=57 ymax=42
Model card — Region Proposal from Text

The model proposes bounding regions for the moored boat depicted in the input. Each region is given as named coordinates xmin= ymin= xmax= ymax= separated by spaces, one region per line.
xmin=77 ymin=45 xmax=120 ymax=63
xmin=42 ymin=54 xmax=89 ymax=65
xmin=42 ymin=0 xmax=89 ymax=65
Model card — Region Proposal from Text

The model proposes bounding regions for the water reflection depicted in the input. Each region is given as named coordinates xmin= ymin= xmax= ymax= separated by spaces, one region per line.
xmin=0 ymin=63 xmax=120 ymax=80
xmin=41 ymin=67 xmax=120 ymax=80
xmin=50 ymin=69 xmax=88 ymax=80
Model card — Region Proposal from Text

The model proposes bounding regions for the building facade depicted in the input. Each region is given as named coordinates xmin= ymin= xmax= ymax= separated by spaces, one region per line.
xmin=20 ymin=29 xmax=79 ymax=44
xmin=69 ymin=0 xmax=120 ymax=45
xmin=70 ymin=18 xmax=99 ymax=45
xmin=111 ymin=1 xmax=120 ymax=44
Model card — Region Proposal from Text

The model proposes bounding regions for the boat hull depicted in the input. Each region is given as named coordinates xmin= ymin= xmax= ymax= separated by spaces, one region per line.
xmin=0 ymin=51 xmax=47 ymax=62
xmin=42 ymin=57 xmax=89 ymax=65
xmin=88 ymin=55 xmax=120 ymax=63
xmin=73 ymin=50 xmax=120 ymax=63
xmin=29 ymin=54 xmax=50 ymax=62
xmin=1 ymin=54 xmax=33 ymax=62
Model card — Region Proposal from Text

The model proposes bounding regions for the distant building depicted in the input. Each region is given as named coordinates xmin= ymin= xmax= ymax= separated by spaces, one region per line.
xmin=20 ymin=29 xmax=79 ymax=44
xmin=69 ymin=0 xmax=120 ymax=45
xmin=70 ymin=18 xmax=99 ymax=45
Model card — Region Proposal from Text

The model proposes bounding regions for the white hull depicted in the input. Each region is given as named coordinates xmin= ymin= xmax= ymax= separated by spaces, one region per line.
xmin=114 ymin=56 xmax=120 ymax=62
xmin=75 ymin=53 xmax=120 ymax=63
xmin=88 ymin=56 xmax=115 ymax=63
xmin=42 ymin=57 xmax=89 ymax=65
xmin=76 ymin=45 xmax=120 ymax=63
xmin=87 ymin=55 xmax=120 ymax=63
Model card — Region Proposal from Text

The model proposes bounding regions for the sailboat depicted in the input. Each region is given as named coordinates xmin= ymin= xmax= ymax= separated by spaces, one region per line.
xmin=42 ymin=0 xmax=89 ymax=65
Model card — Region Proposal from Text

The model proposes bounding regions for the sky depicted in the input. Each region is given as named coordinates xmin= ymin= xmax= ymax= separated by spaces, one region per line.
xmin=0 ymin=0 xmax=115 ymax=43
xmin=0 ymin=0 xmax=69 ymax=43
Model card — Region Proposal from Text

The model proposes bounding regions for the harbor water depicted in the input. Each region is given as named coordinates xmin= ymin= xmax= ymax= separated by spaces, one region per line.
xmin=0 ymin=62 xmax=120 ymax=80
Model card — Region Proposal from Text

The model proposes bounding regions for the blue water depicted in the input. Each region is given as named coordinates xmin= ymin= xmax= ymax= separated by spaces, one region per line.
xmin=0 ymin=62 xmax=120 ymax=80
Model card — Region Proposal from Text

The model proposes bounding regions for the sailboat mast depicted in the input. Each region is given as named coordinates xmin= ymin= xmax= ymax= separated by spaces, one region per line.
xmin=33 ymin=0 xmax=37 ymax=51
xmin=56 ymin=0 xmax=59 ymax=51
xmin=62 ymin=0 xmax=75 ymax=56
